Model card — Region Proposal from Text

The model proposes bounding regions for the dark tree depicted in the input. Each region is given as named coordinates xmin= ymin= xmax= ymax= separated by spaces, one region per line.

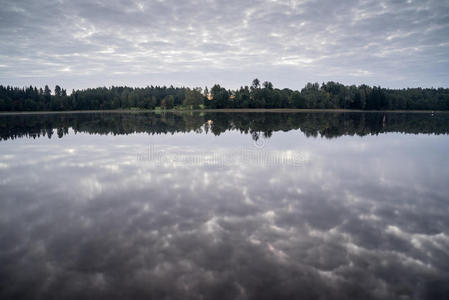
xmin=0 ymin=81 xmax=448 ymax=112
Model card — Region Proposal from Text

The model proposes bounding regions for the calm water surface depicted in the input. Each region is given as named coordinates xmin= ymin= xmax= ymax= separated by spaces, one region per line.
xmin=1 ymin=112 xmax=449 ymax=300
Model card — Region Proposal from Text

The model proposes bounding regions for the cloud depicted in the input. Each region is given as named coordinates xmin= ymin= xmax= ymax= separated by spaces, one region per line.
xmin=1 ymin=0 xmax=448 ymax=90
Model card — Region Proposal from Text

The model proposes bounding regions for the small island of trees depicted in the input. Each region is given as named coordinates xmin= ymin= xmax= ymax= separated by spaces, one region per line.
xmin=1 ymin=79 xmax=449 ymax=112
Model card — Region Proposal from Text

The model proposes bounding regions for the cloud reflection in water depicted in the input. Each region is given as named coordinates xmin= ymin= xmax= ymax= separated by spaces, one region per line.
xmin=0 ymin=123 xmax=449 ymax=299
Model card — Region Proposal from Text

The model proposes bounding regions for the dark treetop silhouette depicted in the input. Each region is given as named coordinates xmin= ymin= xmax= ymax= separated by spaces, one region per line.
xmin=1 ymin=80 xmax=449 ymax=112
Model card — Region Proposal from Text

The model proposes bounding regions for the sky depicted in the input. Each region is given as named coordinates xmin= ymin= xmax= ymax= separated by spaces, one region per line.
xmin=0 ymin=0 xmax=448 ymax=91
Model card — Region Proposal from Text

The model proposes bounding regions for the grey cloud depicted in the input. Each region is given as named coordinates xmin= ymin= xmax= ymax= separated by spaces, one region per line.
xmin=0 ymin=0 xmax=448 ymax=90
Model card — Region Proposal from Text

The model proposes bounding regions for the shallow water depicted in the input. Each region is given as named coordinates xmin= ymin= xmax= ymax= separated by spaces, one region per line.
xmin=1 ymin=112 xmax=448 ymax=299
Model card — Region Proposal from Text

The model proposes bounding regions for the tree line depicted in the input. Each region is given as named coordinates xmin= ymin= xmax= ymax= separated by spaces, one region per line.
xmin=1 ymin=79 xmax=449 ymax=111
xmin=1 ymin=112 xmax=448 ymax=141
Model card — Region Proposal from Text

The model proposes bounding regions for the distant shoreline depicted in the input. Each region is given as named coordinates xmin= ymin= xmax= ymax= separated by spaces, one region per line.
xmin=0 ymin=108 xmax=447 ymax=116
xmin=0 ymin=109 xmax=446 ymax=115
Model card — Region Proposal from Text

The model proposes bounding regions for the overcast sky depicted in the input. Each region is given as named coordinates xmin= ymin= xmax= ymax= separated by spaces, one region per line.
xmin=0 ymin=0 xmax=448 ymax=91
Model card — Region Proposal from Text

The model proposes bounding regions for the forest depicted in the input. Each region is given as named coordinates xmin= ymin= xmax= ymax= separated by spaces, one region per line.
xmin=1 ymin=79 xmax=449 ymax=111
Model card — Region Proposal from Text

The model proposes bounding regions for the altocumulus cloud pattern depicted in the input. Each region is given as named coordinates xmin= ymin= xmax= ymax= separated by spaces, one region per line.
xmin=0 ymin=0 xmax=448 ymax=90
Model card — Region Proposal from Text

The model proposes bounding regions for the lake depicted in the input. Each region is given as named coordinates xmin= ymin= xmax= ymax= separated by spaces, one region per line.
xmin=1 ymin=112 xmax=449 ymax=300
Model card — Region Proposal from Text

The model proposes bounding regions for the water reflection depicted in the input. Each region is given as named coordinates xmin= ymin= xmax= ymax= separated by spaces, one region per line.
xmin=1 ymin=111 xmax=449 ymax=141
xmin=0 ymin=112 xmax=449 ymax=299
